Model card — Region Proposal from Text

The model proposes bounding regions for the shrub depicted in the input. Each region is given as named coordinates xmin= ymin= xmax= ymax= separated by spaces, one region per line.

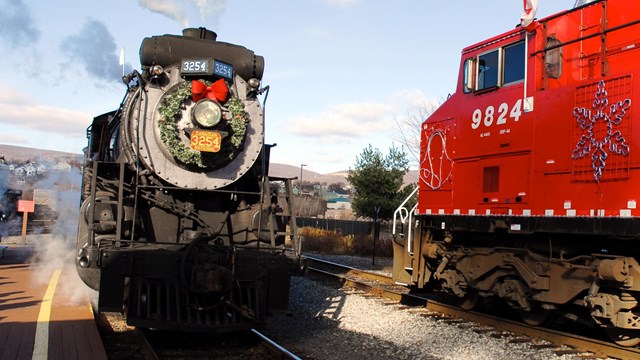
xmin=299 ymin=227 xmax=392 ymax=257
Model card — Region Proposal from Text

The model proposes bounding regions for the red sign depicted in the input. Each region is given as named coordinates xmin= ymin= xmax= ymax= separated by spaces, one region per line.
xmin=18 ymin=200 xmax=35 ymax=213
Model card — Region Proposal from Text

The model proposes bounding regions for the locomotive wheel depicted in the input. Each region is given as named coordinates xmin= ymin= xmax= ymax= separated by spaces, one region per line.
xmin=517 ymin=303 xmax=552 ymax=326
xmin=605 ymin=328 xmax=640 ymax=347
xmin=456 ymin=289 xmax=480 ymax=310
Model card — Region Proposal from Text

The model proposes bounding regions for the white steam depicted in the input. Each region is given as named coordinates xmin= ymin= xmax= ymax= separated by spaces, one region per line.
xmin=29 ymin=167 xmax=97 ymax=306
xmin=138 ymin=0 xmax=227 ymax=28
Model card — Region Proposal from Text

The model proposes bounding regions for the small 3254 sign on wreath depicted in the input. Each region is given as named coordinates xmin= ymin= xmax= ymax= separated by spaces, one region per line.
xmin=158 ymin=79 xmax=248 ymax=168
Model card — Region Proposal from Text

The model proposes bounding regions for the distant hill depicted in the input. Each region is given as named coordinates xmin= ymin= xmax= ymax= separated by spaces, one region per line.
xmin=269 ymin=163 xmax=418 ymax=187
xmin=268 ymin=163 xmax=349 ymax=184
xmin=0 ymin=144 xmax=82 ymax=163
xmin=404 ymin=170 xmax=418 ymax=185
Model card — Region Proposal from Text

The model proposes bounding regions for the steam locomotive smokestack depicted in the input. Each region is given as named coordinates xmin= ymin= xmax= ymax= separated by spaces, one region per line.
xmin=182 ymin=27 xmax=217 ymax=41
xmin=139 ymin=27 xmax=264 ymax=80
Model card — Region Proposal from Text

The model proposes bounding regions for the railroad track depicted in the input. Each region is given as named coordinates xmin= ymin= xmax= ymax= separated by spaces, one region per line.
xmin=135 ymin=327 xmax=301 ymax=359
xmin=305 ymin=256 xmax=640 ymax=360
xmin=251 ymin=328 xmax=303 ymax=360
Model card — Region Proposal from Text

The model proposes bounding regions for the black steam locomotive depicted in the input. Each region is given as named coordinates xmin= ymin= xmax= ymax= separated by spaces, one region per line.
xmin=76 ymin=28 xmax=302 ymax=331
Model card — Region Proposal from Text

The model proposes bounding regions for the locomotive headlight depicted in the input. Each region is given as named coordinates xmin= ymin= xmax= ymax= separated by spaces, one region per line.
xmin=248 ymin=78 xmax=260 ymax=88
xmin=192 ymin=99 xmax=222 ymax=128
xmin=151 ymin=65 xmax=164 ymax=76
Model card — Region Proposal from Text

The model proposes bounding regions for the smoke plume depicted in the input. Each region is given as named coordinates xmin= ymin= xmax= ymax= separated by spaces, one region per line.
xmin=0 ymin=0 xmax=41 ymax=48
xmin=139 ymin=0 xmax=190 ymax=27
xmin=60 ymin=19 xmax=133 ymax=84
xmin=138 ymin=0 xmax=227 ymax=28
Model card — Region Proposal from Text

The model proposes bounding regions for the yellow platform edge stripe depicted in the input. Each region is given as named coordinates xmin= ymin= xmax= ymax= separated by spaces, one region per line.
xmin=31 ymin=268 xmax=62 ymax=360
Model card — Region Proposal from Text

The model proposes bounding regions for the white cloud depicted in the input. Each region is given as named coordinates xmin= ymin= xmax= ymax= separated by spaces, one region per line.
xmin=0 ymin=86 xmax=30 ymax=104
xmin=0 ymin=133 xmax=28 ymax=144
xmin=285 ymin=101 xmax=395 ymax=141
xmin=0 ymin=88 xmax=90 ymax=136
xmin=389 ymin=88 xmax=440 ymax=110
xmin=282 ymin=89 xmax=437 ymax=143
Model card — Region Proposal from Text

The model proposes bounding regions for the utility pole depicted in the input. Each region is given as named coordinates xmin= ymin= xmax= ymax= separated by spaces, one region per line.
xmin=299 ymin=164 xmax=307 ymax=191
xmin=372 ymin=206 xmax=380 ymax=266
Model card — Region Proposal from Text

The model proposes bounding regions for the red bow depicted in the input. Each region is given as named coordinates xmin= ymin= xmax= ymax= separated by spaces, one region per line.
xmin=191 ymin=79 xmax=229 ymax=103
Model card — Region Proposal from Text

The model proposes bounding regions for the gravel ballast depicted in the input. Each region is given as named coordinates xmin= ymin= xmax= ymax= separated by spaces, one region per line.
xmin=262 ymin=255 xmax=590 ymax=360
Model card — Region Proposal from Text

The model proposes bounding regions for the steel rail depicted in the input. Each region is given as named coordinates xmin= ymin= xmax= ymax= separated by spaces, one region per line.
xmin=135 ymin=328 xmax=161 ymax=360
xmin=251 ymin=329 xmax=303 ymax=360
xmin=306 ymin=256 xmax=396 ymax=285
xmin=305 ymin=256 xmax=640 ymax=360
xmin=134 ymin=327 xmax=301 ymax=359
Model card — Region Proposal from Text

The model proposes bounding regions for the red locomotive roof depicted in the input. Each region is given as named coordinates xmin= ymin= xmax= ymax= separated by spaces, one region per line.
xmin=462 ymin=29 xmax=523 ymax=56
xmin=461 ymin=1 xmax=594 ymax=55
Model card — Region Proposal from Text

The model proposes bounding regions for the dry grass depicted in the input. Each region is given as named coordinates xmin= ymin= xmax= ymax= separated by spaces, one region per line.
xmin=299 ymin=227 xmax=392 ymax=257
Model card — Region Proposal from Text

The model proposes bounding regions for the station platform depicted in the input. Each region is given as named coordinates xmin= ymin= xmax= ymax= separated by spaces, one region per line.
xmin=0 ymin=237 xmax=107 ymax=359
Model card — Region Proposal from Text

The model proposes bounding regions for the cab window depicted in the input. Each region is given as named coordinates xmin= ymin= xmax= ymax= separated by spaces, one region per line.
xmin=465 ymin=40 xmax=526 ymax=92
xmin=503 ymin=41 xmax=525 ymax=84
xmin=477 ymin=50 xmax=499 ymax=90
xmin=463 ymin=58 xmax=475 ymax=93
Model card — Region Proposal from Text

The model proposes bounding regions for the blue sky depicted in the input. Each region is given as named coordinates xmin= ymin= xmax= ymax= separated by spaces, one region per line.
xmin=0 ymin=0 xmax=570 ymax=173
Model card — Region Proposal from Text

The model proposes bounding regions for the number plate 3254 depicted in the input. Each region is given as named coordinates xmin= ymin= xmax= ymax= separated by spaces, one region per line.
xmin=190 ymin=130 xmax=221 ymax=152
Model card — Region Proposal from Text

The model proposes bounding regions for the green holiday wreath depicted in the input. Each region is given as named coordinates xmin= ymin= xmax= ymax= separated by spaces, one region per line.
xmin=158 ymin=80 xmax=248 ymax=168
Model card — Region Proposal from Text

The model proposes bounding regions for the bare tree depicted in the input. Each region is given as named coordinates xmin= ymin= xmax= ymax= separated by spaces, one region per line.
xmin=392 ymin=99 xmax=444 ymax=167
xmin=294 ymin=195 xmax=327 ymax=217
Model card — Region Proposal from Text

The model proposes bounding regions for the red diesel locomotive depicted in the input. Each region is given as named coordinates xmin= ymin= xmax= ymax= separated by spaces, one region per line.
xmin=393 ymin=0 xmax=640 ymax=346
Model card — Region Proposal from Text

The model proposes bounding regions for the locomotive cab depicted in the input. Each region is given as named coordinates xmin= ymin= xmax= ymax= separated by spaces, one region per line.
xmin=418 ymin=28 xmax=535 ymax=217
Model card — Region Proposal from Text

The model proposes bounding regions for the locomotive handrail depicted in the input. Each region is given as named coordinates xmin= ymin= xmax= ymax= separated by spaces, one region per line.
xmin=392 ymin=187 xmax=419 ymax=255
xmin=393 ymin=186 xmax=418 ymax=233
xmin=532 ymin=17 xmax=640 ymax=56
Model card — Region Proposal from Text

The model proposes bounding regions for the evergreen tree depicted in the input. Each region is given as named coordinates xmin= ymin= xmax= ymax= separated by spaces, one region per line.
xmin=347 ymin=144 xmax=413 ymax=221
